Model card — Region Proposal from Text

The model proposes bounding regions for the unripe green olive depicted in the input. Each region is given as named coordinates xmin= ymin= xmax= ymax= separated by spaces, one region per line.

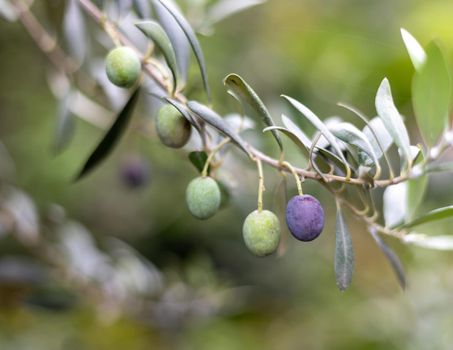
xmin=156 ymin=104 xmax=192 ymax=148
xmin=242 ymin=210 xmax=280 ymax=257
xmin=186 ymin=176 xmax=221 ymax=220
xmin=105 ymin=47 xmax=141 ymax=88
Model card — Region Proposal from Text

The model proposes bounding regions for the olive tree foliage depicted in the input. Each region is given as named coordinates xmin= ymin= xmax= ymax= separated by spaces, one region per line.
xmin=1 ymin=0 xmax=453 ymax=295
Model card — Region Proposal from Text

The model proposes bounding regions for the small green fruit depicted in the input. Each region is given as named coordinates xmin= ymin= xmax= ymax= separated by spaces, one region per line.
xmin=243 ymin=210 xmax=280 ymax=257
xmin=156 ymin=104 xmax=192 ymax=148
xmin=105 ymin=47 xmax=141 ymax=88
xmin=186 ymin=176 xmax=221 ymax=220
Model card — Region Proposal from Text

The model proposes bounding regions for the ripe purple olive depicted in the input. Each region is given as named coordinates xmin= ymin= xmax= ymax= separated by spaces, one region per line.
xmin=285 ymin=194 xmax=325 ymax=241
xmin=120 ymin=156 xmax=150 ymax=188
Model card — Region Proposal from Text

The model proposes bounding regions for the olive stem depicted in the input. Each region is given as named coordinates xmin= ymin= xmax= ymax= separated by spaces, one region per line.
xmin=255 ymin=157 xmax=265 ymax=212
xmin=201 ymin=137 xmax=231 ymax=177
xmin=281 ymin=161 xmax=303 ymax=196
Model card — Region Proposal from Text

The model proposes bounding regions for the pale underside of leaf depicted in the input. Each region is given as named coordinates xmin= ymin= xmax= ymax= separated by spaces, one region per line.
xmin=335 ymin=204 xmax=354 ymax=291
xmin=400 ymin=28 xmax=427 ymax=71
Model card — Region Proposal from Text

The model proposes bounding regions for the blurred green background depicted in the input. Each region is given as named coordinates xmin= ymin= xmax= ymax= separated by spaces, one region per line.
xmin=1 ymin=0 xmax=453 ymax=349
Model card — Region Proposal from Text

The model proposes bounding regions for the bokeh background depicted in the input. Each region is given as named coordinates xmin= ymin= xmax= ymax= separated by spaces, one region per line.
xmin=1 ymin=0 xmax=453 ymax=349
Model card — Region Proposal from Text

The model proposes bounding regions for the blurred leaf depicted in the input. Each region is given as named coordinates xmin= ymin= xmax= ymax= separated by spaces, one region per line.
xmin=273 ymin=175 xmax=288 ymax=256
xmin=335 ymin=204 xmax=354 ymax=291
xmin=189 ymin=151 xmax=208 ymax=173
xmin=76 ymin=88 xmax=140 ymax=180
xmin=63 ymin=0 xmax=88 ymax=64
xmin=53 ymin=89 xmax=76 ymax=153
xmin=427 ymin=161 xmax=453 ymax=173
xmin=115 ymin=0 xmax=132 ymax=16
xmin=412 ymin=41 xmax=451 ymax=146
xmin=165 ymin=97 xmax=202 ymax=133
xmin=187 ymin=101 xmax=251 ymax=157
xmin=132 ymin=0 xmax=151 ymax=18
xmin=282 ymin=95 xmax=350 ymax=174
xmin=402 ymin=206 xmax=453 ymax=229
xmin=155 ymin=0 xmax=211 ymax=100
xmin=375 ymin=78 xmax=411 ymax=164
xmin=224 ymin=74 xmax=282 ymax=151
xmin=0 ymin=0 xmax=17 ymax=22
xmin=403 ymin=233 xmax=453 ymax=250
xmin=152 ymin=0 xmax=190 ymax=84
xmin=400 ymin=28 xmax=426 ymax=71
xmin=136 ymin=21 xmax=180 ymax=92
xmin=218 ymin=181 xmax=231 ymax=209
xmin=383 ymin=183 xmax=407 ymax=228
xmin=329 ymin=122 xmax=379 ymax=167
xmin=369 ymin=229 xmax=406 ymax=289
xmin=263 ymin=126 xmax=309 ymax=158
xmin=205 ymin=0 xmax=264 ymax=26
xmin=406 ymin=174 xmax=428 ymax=222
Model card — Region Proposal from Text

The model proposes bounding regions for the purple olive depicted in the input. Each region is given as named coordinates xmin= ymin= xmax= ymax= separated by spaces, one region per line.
xmin=120 ymin=156 xmax=151 ymax=188
xmin=285 ymin=194 xmax=325 ymax=241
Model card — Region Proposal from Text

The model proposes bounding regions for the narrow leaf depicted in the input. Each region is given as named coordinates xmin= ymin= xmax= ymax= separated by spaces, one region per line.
xmin=375 ymin=78 xmax=411 ymax=163
xmin=165 ymin=98 xmax=202 ymax=133
xmin=404 ymin=233 xmax=453 ymax=250
xmin=53 ymin=90 xmax=76 ymax=153
xmin=400 ymin=28 xmax=426 ymax=71
xmin=383 ymin=183 xmax=407 ymax=228
xmin=63 ymin=0 xmax=88 ymax=63
xmin=132 ymin=0 xmax=150 ymax=18
xmin=412 ymin=41 xmax=451 ymax=146
xmin=263 ymin=126 xmax=309 ymax=158
xmin=155 ymin=0 xmax=211 ymax=100
xmin=206 ymin=0 xmax=264 ymax=26
xmin=282 ymin=95 xmax=350 ymax=174
xmin=188 ymin=151 xmax=208 ymax=173
xmin=136 ymin=21 xmax=180 ymax=92
xmin=369 ymin=228 xmax=406 ymax=289
xmin=187 ymin=101 xmax=251 ymax=157
xmin=406 ymin=174 xmax=428 ymax=221
xmin=335 ymin=204 xmax=354 ymax=291
xmin=281 ymin=114 xmax=312 ymax=148
xmin=402 ymin=206 xmax=453 ymax=229
xmin=224 ymin=73 xmax=282 ymax=150
xmin=152 ymin=0 xmax=190 ymax=83
xmin=76 ymin=88 xmax=140 ymax=180
xmin=427 ymin=161 xmax=453 ymax=174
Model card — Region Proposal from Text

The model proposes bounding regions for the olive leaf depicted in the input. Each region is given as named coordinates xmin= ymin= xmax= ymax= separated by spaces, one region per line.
xmin=412 ymin=41 xmax=451 ymax=146
xmin=63 ymin=0 xmax=88 ymax=64
xmin=403 ymin=234 xmax=453 ymax=250
xmin=132 ymin=0 xmax=150 ymax=19
xmin=406 ymin=150 xmax=428 ymax=222
xmin=427 ymin=161 xmax=453 ymax=173
xmin=335 ymin=203 xmax=354 ymax=291
xmin=375 ymin=78 xmax=411 ymax=164
xmin=263 ymin=126 xmax=309 ymax=158
xmin=204 ymin=0 xmax=264 ymax=27
xmin=155 ymin=0 xmax=211 ymax=100
xmin=383 ymin=183 xmax=407 ymax=228
xmin=76 ymin=88 xmax=140 ymax=180
xmin=401 ymin=205 xmax=453 ymax=229
xmin=329 ymin=122 xmax=379 ymax=167
xmin=282 ymin=95 xmax=350 ymax=176
xmin=53 ymin=89 xmax=76 ymax=153
xmin=152 ymin=0 xmax=190 ymax=84
xmin=400 ymin=28 xmax=426 ymax=71
xmin=188 ymin=151 xmax=208 ymax=174
xmin=136 ymin=21 xmax=180 ymax=92
xmin=281 ymin=114 xmax=312 ymax=148
xmin=224 ymin=74 xmax=283 ymax=151
xmin=187 ymin=101 xmax=251 ymax=157
xmin=369 ymin=228 xmax=406 ymax=289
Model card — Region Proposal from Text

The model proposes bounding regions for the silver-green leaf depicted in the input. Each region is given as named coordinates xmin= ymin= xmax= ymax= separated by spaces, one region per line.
xmin=400 ymin=28 xmax=426 ymax=71
xmin=335 ymin=204 xmax=354 ymax=291
xmin=402 ymin=206 xmax=453 ymax=229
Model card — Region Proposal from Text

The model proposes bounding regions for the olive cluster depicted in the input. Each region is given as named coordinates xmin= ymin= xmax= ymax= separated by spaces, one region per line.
xmin=105 ymin=48 xmax=325 ymax=257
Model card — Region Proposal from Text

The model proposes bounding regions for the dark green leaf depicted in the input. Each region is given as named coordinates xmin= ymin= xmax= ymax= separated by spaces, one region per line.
xmin=224 ymin=74 xmax=282 ymax=150
xmin=369 ymin=228 xmax=406 ymax=289
xmin=375 ymin=78 xmax=411 ymax=163
xmin=136 ymin=20 xmax=180 ymax=92
xmin=155 ymin=0 xmax=211 ymax=100
xmin=412 ymin=41 xmax=451 ymax=146
xmin=188 ymin=151 xmax=208 ymax=174
xmin=335 ymin=204 xmax=354 ymax=291
xmin=75 ymin=88 xmax=140 ymax=180
xmin=53 ymin=90 xmax=75 ymax=153
xmin=402 ymin=205 xmax=453 ymax=229
xmin=187 ymin=101 xmax=251 ymax=157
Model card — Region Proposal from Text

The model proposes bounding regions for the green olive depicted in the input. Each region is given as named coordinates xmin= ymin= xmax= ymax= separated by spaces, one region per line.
xmin=243 ymin=210 xmax=280 ymax=257
xmin=105 ymin=47 xmax=141 ymax=88
xmin=156 ymin=104 xmax=192 ymax=148
xmin=186 ymin=176 xmax=221 ymax=220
